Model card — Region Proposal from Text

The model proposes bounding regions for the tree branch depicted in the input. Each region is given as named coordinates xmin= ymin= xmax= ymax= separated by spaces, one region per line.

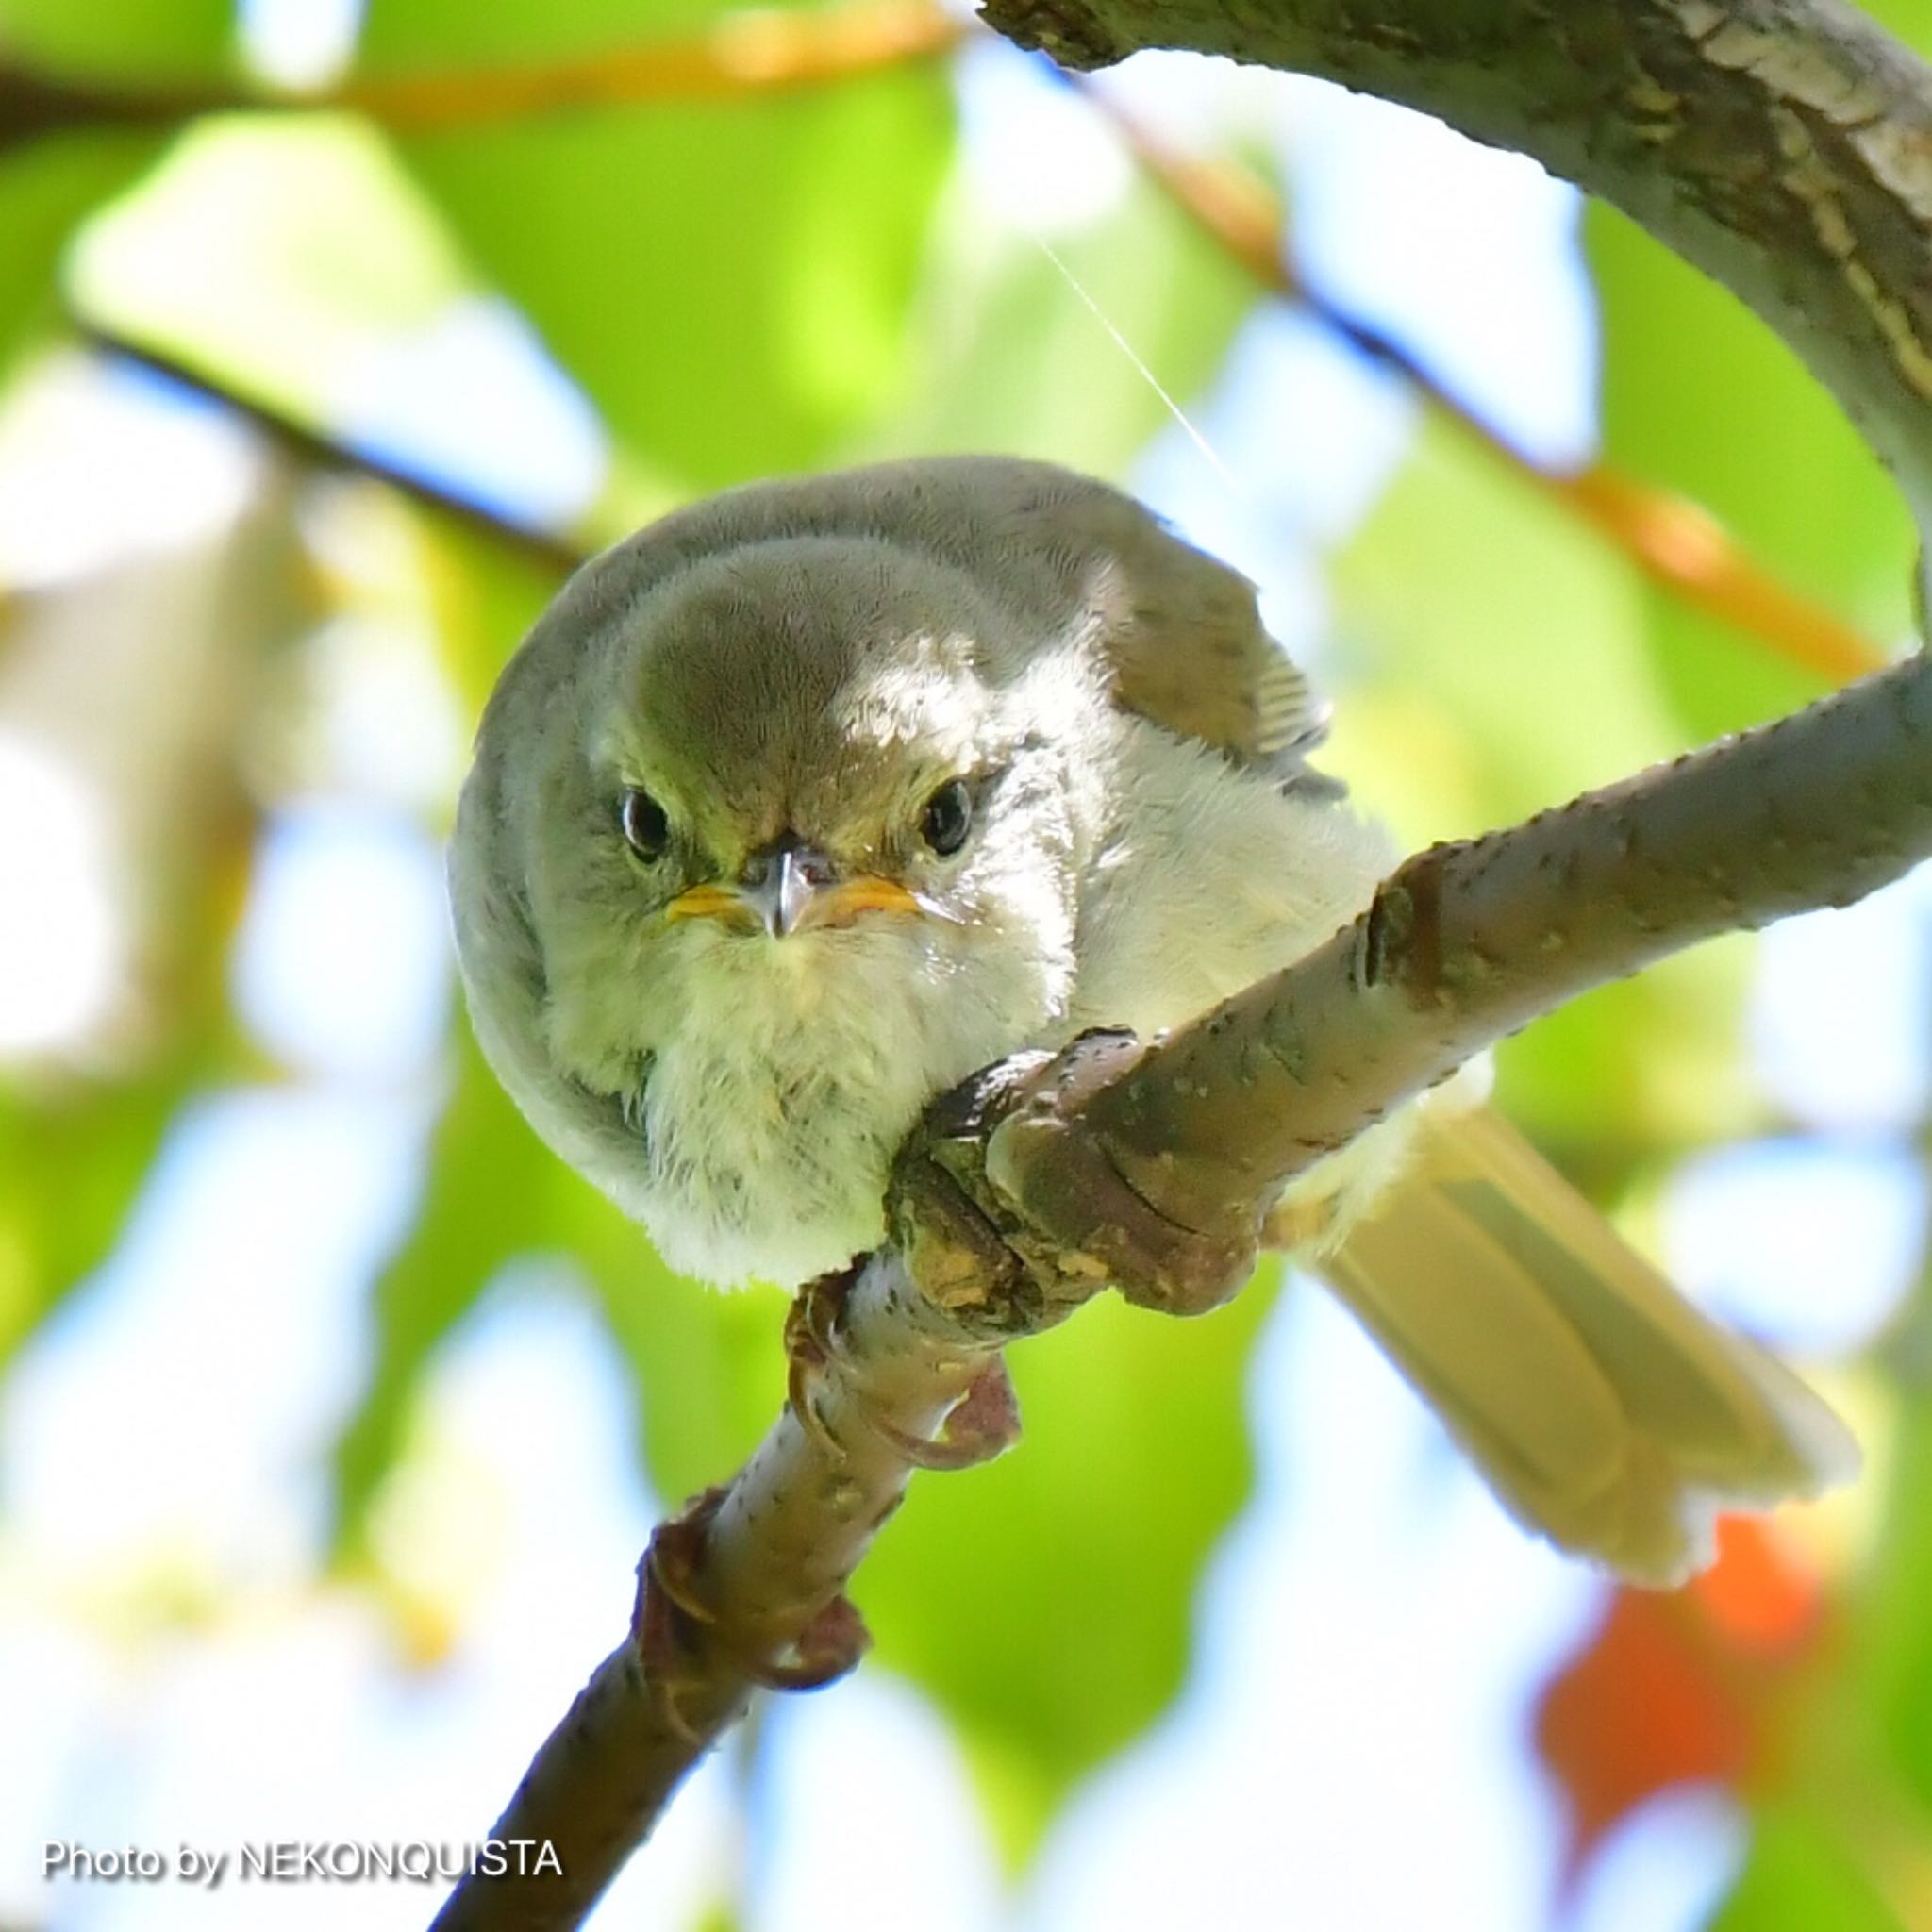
xmin=438 ymin=650 xmax=1932 ymax=1929
xmin=429 ymin=1258 xmax=1004 ymax=1930
xmin=991 ymin=650 xmax=1932 ymax=1303
xmin=0 ymin=0 xmax=963 ymax=154
xmin=78 ymin=324 xmax=590 ymax=578
xmin=433 ymin=1 xmax=1932 ymax=1924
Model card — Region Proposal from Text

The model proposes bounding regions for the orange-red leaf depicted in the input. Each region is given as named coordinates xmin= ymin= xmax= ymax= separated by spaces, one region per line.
xmin=1535 ymin=1518 xmax=1828 ymax=1889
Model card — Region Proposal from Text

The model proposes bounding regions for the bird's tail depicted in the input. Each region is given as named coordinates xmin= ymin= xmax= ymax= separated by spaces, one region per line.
xmin=1313 ymin=1105 xmax=1857 ymax=1585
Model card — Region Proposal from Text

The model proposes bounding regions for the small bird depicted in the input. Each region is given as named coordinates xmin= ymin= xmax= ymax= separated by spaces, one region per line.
xmin=449 ymin=455 xmax=1855 ymax=1584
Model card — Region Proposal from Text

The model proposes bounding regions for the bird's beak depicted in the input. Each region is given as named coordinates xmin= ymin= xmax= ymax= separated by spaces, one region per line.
xmin=665 ymin=839 xmax=929 ymax=938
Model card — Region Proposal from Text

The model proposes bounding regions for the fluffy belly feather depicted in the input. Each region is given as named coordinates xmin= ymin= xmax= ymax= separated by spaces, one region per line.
xmin=634 ymin=928 xmax=1058 ymax=1288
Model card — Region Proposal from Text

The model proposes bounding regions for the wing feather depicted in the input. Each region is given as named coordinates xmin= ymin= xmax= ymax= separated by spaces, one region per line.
xmin=1319 ymin=1105 xmax=1857 ymax=1583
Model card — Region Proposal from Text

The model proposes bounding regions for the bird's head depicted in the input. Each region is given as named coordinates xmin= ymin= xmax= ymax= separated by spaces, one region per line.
xmin=450 ymin=526 xmax=1100 ymax=1257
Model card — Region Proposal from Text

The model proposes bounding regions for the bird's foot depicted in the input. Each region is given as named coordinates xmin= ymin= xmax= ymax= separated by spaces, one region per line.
xmin=784 ymin=1268 xmax=1021 ymax=1472
xmin=635 ymin=1485 xmax=870 ymax=1711
xmin=867 ymin=1357 xmax=1022 ymax=1471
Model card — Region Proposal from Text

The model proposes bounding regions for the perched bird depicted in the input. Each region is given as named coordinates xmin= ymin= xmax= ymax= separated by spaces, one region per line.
xmin=449 ymin=455 xmax=1855 ymax=1584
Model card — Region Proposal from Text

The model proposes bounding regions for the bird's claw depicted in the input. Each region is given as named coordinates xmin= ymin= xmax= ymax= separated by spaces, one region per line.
xmin=747 ymin=1593 xmax=872 ymax=1690
xmin=865 ymin=1360 xmax=1022 ymax=1470
xmin=632 ymin=1488 xmax=724 ymax=1741
xmin=634 ymin=1484 xmax=870 ymax=1705
xmin=784 ymin=1269 xmax=1021 ymax=1471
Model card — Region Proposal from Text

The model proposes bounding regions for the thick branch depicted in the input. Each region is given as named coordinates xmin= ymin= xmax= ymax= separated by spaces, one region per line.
xmin=995 ymin=0 xmax=1932 ymax=541
xmin=992 ymin=650 xmax=1932 ymax=1294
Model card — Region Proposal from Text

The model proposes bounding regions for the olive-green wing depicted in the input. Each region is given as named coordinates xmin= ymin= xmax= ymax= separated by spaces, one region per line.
xmin=1319 ymin=1104 xmax=1857 ymax=1584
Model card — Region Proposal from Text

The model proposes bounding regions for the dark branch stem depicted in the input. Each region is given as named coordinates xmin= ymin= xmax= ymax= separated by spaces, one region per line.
xmin=78 ymin=323 xmax=589 ymax=577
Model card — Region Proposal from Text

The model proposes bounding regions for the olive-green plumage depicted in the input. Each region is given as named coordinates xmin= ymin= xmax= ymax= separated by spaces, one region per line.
xmin=450 ymin=455 xmax=1854 ymax=1584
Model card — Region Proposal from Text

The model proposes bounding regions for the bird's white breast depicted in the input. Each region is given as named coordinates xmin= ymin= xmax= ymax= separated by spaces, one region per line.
xmin=633 ymin=919 xmax=1067 ymax=1288
xmin=623 ymin=720 xmax=1426 ymax=1287
xmin=1067 ymin=717 xmax=1428 ymax=1247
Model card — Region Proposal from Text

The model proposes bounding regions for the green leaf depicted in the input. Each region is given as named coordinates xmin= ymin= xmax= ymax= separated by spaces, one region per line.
xmin=0 ymin=130 xmax=162 ymax=384
xmin=330 ymin=1024 xmax=549 ymax=1543
xmin=1851 ymin=0 xmax=1932 ymax=64
xmin=0 ymin=1069 xmax=185 ymax=1357
xmin=331 ymin=1016 xmax=787 ymax=1544
xmin=862 ymin=1273 xmax=1277 ymax=1861
xmin=1330 ymin=415 xmax=1682 ymax=829
xmin=384 ymin=67 xmax=953 ymax=487
xmin=1327 ymin=414 xmax=1757 ymax=1148
xmin=857 ymin=172 xmax=1256 ymax=477
xmin=0 ymin=907 xmax=247 ymax=1363
xmin=420 ymin=514 xmax=574 ymax=720
xmin=1849 ymin=1368 xmax=1932 ymax=1821
xmin=69 ymin=114 xmax=475 ymax=408
xmin=574 ymin=1197 xmax=786 ymax=1509
xmin=1708 ymin=1803 xmax=1906 ymax=1932
xmin=1586 ymin=202 xmax=1915 ymax=740
xmin=356 ymin=0 xmax=789 ymax=69
xmin=0 ymin=0 xmax=235 ymax=80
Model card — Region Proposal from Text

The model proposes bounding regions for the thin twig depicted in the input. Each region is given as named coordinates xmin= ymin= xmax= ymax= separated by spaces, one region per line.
xmin=0 ymin=0 xmax=965 ymax=153
xmin=431 ymin=1266 xmax=1002 ymax=1929
xmin=336 ymin=0 xmax=966 ymax=130
xmin=77 ymin=324 xmax=589 ymax=578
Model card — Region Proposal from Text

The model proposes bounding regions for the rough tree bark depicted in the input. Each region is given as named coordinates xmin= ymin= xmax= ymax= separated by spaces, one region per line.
xmin=432 ymin=1 xmax=1932 ymax=1925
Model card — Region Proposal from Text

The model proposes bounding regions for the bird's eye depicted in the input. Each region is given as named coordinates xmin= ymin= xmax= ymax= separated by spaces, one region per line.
xmin=920 ymin=777 xmax=974 ymax=857
xmin=620 ymin=786 xmax=670 ymax=860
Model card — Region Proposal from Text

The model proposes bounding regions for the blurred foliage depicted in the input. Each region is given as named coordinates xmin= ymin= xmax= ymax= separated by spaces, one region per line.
xmin=1585 ymin=201 xmax=1918 ymax=741
xmin=69 ymin=115 xmax=479 ymax=408
xmin=1328 ymin=413 xmax=1759 ymax=1156
xmin=387 ymin=80 xmax=954 ymax=485
xmin=1 ymin=0 xmax=1930 ymax=1926
xmin=1712 ymin=1805 xmax=1909 ymax=1932
xmin=865 ymin=1275 xmax=1276 ymax=1861
xmin=332 ymin=1024 xmax=788 ymax=1543
xmin=0 ymin=134 xmax=166 ymax=377
xmin=860 ymin=170 xmax=1254 ymax=472
xmin=0 ymin=0 xmax=233 ymax=78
